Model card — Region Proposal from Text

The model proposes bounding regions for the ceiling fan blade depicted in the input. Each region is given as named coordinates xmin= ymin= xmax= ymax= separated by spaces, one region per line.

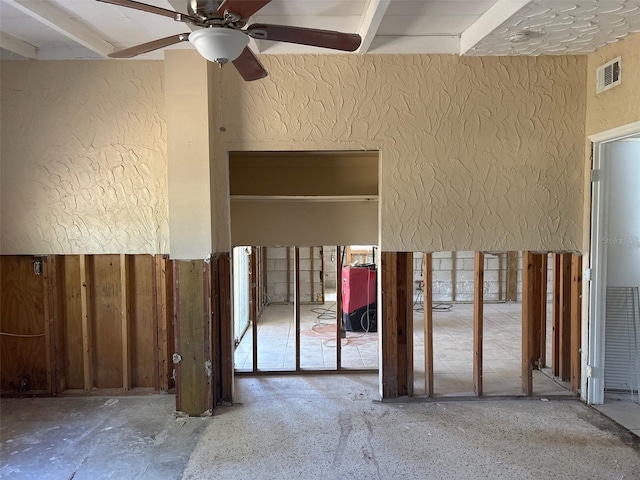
xmin=96 ymin=0 xmax=199 ymax=24
xmin=218 ymin=0 xmax=271 ymax=20
xmin=109 ymin=33 xmax=190 ymax=58
xmin=232 ymin=47 xmax=268 ymax=81
xmin=246 ymin=24 xmax=361 ymax=52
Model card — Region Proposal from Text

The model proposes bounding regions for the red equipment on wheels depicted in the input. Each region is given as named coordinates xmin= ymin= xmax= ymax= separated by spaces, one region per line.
xmin=341 ymin=265 xmax=377 ymax=332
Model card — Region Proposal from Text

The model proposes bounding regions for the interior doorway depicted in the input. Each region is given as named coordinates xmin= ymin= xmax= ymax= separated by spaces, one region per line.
xmin=588 ymin=122 xmax=640 ymax=427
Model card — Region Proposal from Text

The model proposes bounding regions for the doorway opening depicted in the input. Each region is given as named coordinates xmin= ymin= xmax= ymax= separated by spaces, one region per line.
xmin=589 ymin=123 xmax=640 ymax=431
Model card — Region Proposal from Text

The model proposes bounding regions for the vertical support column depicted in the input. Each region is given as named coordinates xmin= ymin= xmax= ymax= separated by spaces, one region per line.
xmin=559 ymin=253 xmax=572 ymax=381
xmin=451 ymin=252 xmax=457 ymax=302
xmin=473 ymin=251 xmax=484 ymax=397
xmin=79 ymin=254 xmax=93 ymax=392
xmin=506 ymin=251 xmax=518 ymax=302
xmin=154 ymin=255 xmax=172 ymax=391
xmin=570 ymin=255 xmax=582 ymax=393
xmin=120 ymin=254 xmax=131 ymax=391
xmin=218 ymin=254 xmax=233 ymax=402
xmin=310 ymin=247 xmax=315 ymax=303
xmin=381 ymin=252 xmax=413 ymax=398
xmin=42 ymin=256 xmax=54 ymax=394
xmin=295 ymin=247 xmax=301 ymax=371
xmin=552 ymin=253 xmax=561 ymax=377
xmin=522 ymin=251 xmax=542 ymax=395
xmin=250 ymin=249 xmax=258 ymax=372
xmin=423 ymin=253 xmax=434 ymax=397
xmin=286 ymin=247 xmax=291 ymax=303
xmin=539 ymin=254 xmax=548 ymax=368
xmin=336 ymin=246 xmax=343 ymax=370
xmin=174 ymin=259 xmax=209 ymax=416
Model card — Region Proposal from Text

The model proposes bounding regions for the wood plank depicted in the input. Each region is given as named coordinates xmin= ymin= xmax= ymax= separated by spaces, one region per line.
xmin=175 ymin=260 xmax=207 ymax=415
xmin=203 ymin=259 xmax=213 ymax=412
xmin=381 ymin=252 xmax=399 ymax=397
xmin=251 ymin=249 xmax=258 ymax=373
xmin=130 ymin=255 xmax=155 ymax=389
xmin=79 ymin=254 xmax=93 ymax=391
xmin=91 ymin=255 xmax=122 ymax=388
xmin=451 ymin=252 xmax=457 ymax=301
xmin=63 ymin=255 xmax=84 ymax=389
xmin=521 ymin=251 xmax=535 ymax=395
xmin=0 ymin=256 xmax=47 ymax=392
xmin=399 ymin=252 xmax=413 ymax=397
xmin=43 ymin=256 xmax=54 ymax=394
xmin=473 ymin=251 xmax=484 ymax=397
xmin=552 ymin=253 xmax=561 ymax=377
xmin=570 ymin=255 xmax=582 ymax=393
xmin=423 ymin=253 xmax=434 ymax=397
xmin=218 ymin=253 xmax=233 ymax=403
xmin=506 ymin=251 xmax=518 ymax=301
xmin=295 ymin=247 xmax=301 ymax=371
xmin=164 ymin=256 xmax=175 ymax=390
xmin=51 ymin=256 xmax=66 ymax=393
xmin=172 ymin=261 xmax=182 ymax=412
xmin=539 ymin=254 xmax=548 ymax=368
xmin=310 ymin=247 xmax=315 ymax=303
xmin=120 ymin=254 xmax=131 ymax=390
xmin=286 ymin=247 xmax=291 ymax=303
xmin=559 ymin=253 xmax=572 ymax=381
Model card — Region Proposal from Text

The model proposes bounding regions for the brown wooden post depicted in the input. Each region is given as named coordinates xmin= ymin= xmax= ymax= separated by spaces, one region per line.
xmin=295 ymin=247 xmax=301 ymax=371
xmin=120 ymin=254 xmax=131 ymax=391
xmin=539 ymin=254 xmax=548 ymax=368
xmin=42 ymin=256 xmax=54 ymax=394
xmin=506 ymin=251 xmax=518 ymax=302
xmin=552 ymin=253 xmax=561 ymax=377
xmin=423 ymin=253 xmax=434 ymax=397
xmin=174 ymin=259 xmax=209 ymax=416
xmin=286 ymin=247 xmax=291 ymax=303
xmin=521 ymin=251 xmax=538 ymax=395
xmin=218 ymin=254 xmax=233 ymax=402
xmin=79 ymin=254 xmax=93 ymax=392
xmin=310 ymin=247 xmax=315 ymax=303
xmin=570 ymin=255 xmax=582 ymax=393
xmin=153 ymin=255 xmax=172 ymax=391
xmin=451 ymin=252 xmax=457 ymax=301
xmin=250 ymin=248 xmax=258 ymax=373
xmin=473 ymin=251 xmax=484 ymax=397
xmin=559 ymin=253 xmax=572 ymax=381
xmin=381 ymin=252 xmax=413 ymax=398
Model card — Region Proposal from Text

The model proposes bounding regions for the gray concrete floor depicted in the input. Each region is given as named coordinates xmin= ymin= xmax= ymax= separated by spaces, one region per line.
xmin=0 ymin=394 xmax=206 ymax=480
xmin=2 ymin=376 xmax=639 ymax=480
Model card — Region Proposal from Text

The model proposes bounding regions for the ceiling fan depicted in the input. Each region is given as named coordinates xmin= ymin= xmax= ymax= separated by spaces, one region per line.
xmin=96 ymin=0 xmax=362 ymax=81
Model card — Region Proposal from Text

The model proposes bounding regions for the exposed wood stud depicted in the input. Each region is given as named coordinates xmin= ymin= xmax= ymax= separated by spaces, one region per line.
xmin=423 ymin=253 xmax=434 ymax=397
xmin=218 ymin=254 xmax=233 ymax=403
xmin=521 ymin=251 xmax=537 ymax=395
xmin=203 ymin=260 xmax=213 ymax=412
xmin=286 ymin=247 xmax=291 ymax=303
xmin=473 ymin=251 xmax=484 ymax=397
xmin=251 ymin=249 xmax=258 ymax=373
xmin=79 ymin=254 xmax=93 ymax=391
xmin=539 ymin=254 xmax=548 ymax=368
xmin=506 ymin=251 xmax=518 ymax=302
xmin=570 ymin=255 xmax=582 ymax=393
xmin=559 ymin=253 xmax=572 ymax=381
xmin=295 ymin=247 xmax=301 ymax=371
xmin=552 ymin=254 xmax=561 ymax=377
xmin=42 ymin=256 xmax=54 ymax=394
xmin=451 ymin=252 xmax=457 ymax=301
xmin=120 ymin=254 xmax=131 ymax=390
xmin=310 ymin=247 xmax=315 ymax=303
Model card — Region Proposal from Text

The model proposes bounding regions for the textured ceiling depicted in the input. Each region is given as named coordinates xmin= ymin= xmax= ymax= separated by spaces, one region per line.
xmin=0 ymin=0 xmax=639 ymax=60
xmin=469 ymin=0 xmax=640 ymax=55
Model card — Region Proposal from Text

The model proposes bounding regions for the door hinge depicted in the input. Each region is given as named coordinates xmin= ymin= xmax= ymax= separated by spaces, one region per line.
xmin=590 ymin=169 xmax=601 ymax=182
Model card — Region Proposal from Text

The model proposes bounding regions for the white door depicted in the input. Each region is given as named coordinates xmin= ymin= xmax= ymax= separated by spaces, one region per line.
xmin=589 ymin=134 xmax=640 ymax=404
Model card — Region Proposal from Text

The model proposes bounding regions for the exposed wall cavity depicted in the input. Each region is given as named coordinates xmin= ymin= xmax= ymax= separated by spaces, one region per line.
xmin=1 ymin=61 xmax=168 ymax=254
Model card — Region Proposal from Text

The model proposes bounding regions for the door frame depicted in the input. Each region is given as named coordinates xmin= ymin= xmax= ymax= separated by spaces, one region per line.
xmin=587 ymin=120 xmax=640 ymax=404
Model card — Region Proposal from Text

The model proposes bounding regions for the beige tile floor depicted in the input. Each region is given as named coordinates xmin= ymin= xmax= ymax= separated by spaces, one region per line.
xmin=235 ymin=299 xmax=572 ymax=398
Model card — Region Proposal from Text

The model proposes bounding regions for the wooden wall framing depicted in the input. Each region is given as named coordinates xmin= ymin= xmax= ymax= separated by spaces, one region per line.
xmin=0 ymin=255 xmax=174 ymax=396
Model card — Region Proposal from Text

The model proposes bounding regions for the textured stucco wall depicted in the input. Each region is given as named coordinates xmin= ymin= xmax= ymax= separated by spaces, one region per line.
xmin=215 ymin=54 xmax=587 ymax=253
xmin=0 ymin=61 xmax=168 ymax=254
xmin=585 ymin=33 xmax=640 ymax=137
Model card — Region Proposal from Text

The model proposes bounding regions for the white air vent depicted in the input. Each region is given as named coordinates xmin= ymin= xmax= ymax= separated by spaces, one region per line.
xmin=596 ymin=56 xmax=621 ymax=94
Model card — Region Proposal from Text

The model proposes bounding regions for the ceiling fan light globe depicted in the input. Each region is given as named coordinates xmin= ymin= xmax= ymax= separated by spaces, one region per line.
xmin=189 ymin=28 xmax=249 ymax=64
